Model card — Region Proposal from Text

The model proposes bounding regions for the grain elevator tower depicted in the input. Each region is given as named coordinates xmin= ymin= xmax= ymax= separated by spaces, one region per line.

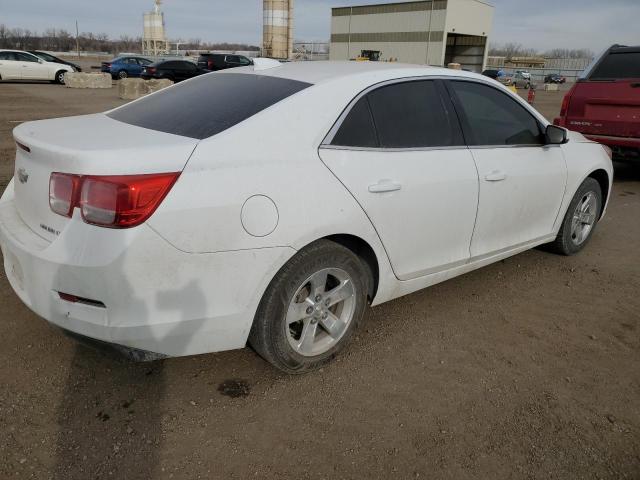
xmin=263 ymin=0 xmax=294 ymax=60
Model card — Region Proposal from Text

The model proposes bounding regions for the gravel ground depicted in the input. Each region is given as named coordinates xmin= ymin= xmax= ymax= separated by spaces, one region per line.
xmin=0 ymin=81 xmax=639 ymax=480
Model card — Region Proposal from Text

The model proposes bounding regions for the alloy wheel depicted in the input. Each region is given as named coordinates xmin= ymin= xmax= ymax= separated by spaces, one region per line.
xmin=285 ymin=268 xmax=356 ymax=357
xmin=571 ymin=191 xmax=598 ymax=246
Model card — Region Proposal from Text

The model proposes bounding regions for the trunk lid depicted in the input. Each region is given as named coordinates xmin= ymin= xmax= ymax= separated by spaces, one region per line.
xmin=12 ymin=113 xmax=198 ymax=242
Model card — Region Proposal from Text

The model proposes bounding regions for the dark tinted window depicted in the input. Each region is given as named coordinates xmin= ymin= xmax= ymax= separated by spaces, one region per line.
xmin=367 ymin=80 xmax=459 ymax=148
xmin=449 ymin=81 xmax=543 ymax=146
xmin=108 ymin=72 xmax=311 ymax=139
xmin=16 ymin=52 xmax=39 ymax=62
xmin=590 ymin=52 xmax=640 ymax=80
xmin=331 ymin=96 xmax=377 ymax=148
xmin=0 ymin=51 xmax=16 ymax=60
xmin=33 ymin=52 xmax=55 ymax=62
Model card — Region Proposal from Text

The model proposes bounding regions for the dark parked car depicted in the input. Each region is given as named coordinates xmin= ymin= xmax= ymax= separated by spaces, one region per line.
xmin=141 ymin=60 xmax=209 ymax=82
xmin=554 ymin=44 xmax=640 ymax=160
xmin=101 ymin=56 xmax=153 ymax=79
xmin=28 ymin=51 xmax=82 ymax=72
xmin=482 ymin=69 xmax=501 ymax=80
xmin=544 ymin=74 xmax=566 ymax=84
xmin=197 ymin=53 xmax=253 ymax=71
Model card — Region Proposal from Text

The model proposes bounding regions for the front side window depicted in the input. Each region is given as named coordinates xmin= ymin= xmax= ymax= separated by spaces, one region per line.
xmin=449 ymin=81 xmax=544 ymax=146
xmin=138 ymin=58 xmax=152 ymax=66
xmin=108 ymin=72 xmax=311 ymax=139
xmin=331 ymin=80 xmax=462 ymax=149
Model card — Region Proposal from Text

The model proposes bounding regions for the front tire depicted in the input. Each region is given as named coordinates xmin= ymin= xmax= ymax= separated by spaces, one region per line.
xmin=249 ymin=240 xmax=370 ymax=374
xmin=55 ymin=70 xmax=66 ymax=84
xmin=548 ymin=177 xmax=602 ymax=256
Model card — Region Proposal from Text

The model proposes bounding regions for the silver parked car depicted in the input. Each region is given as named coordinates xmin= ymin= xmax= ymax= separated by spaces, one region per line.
xmin=511 ymin=71 xmax=532 ymax=89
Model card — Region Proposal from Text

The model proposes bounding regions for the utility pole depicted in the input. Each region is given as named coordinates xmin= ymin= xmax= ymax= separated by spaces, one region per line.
xmin=75 ymin=20 xmax=80 ymax=60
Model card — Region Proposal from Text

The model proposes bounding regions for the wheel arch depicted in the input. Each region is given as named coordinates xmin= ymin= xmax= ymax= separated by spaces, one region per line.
xmin=587 ymin=168 xmax=610 ymax=217
xmin=322 ymin=234 xmax=380 ymax=303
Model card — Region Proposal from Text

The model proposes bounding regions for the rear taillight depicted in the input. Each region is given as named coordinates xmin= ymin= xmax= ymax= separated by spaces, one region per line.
xmin=49 ymin=172 xmax=81 ymax=217
xmin=148 ymin=67 xmax=157 ymax=74
xmin=49 ymin=172 xmax=180 ymax=228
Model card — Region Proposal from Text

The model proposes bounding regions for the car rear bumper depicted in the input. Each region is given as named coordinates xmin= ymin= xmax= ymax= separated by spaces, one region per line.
xmin=0 ymin=180 xmax=295 ymax=358
xmin=582 ymin=134 xmax=640 ymax=150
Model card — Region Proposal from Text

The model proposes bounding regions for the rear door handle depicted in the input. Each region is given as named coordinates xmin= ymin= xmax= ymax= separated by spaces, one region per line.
xmin=484 ymin=170 xmax=507 ymax=182
xmin=368 ymin=181 xmax=402 ymax=193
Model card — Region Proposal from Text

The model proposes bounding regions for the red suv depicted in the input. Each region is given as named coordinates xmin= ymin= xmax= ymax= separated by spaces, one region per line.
xmin=554 ymin=45 xmax=640 ymax=160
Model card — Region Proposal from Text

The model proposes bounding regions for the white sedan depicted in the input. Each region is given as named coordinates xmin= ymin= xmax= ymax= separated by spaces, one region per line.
xmin=0 ymin=49 xmax=74 ymax=84
xmin=0 ymin=60 xmax=612 ymax=373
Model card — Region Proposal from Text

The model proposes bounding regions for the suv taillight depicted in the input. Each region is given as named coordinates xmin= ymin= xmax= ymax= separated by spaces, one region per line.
xmin=49 ymin=172 xmax=180 ymax=228
xmin=558 ymin=84 xmax=578 ymax=118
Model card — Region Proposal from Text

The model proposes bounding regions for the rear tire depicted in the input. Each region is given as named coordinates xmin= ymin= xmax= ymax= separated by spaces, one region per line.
xmin=249 ymin=240 xmax=370 ymax=374
xmin=547 ymin=177 xmax=602 ymax=256
xmin=117 ymin=70 xmax=128 ymax=79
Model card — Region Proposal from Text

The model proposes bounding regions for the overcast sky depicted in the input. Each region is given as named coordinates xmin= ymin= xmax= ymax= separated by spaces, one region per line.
xmin=1 ymin=0 xmax=638 ymax=52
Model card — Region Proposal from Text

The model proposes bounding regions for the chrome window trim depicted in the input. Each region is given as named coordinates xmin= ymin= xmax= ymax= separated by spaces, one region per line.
xmin=319 ymin=144 xmax=467 ymax=153
xmin=322 ymin=75 xmax=550 ymax=151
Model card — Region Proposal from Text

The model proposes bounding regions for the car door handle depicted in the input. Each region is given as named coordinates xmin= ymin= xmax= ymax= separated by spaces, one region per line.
xmin=368 ymin=181 xmax=402 ymax=193
xmin=631 ymin=83 xmax=640 ymax=88
xmin=484 ymin=170 xmax=507 ymax=182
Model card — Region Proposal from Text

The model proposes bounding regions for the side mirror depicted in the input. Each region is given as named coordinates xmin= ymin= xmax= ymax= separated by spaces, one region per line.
xmin=545 ymin=125 xmax=569 ymax=145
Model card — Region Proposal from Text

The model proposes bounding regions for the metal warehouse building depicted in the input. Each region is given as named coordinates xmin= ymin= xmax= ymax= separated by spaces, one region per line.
xmin=329 ymin=0 xmax=494 ymax=72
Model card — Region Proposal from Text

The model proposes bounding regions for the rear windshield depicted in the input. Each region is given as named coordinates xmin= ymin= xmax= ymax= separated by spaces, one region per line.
xmin=107 ymin=73 xmax=311 ymax=139
xmin=590 ymin=51 xmax=640 ymax=80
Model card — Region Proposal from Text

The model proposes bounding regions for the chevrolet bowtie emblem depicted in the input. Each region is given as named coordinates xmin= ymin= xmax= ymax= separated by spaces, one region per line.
xmin=17 ymin=168 xmax=29 ymax=184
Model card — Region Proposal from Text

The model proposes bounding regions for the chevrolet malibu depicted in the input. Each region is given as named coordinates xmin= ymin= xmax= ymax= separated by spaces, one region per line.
xmin=0 ymin=60 xmax=613 ymax=373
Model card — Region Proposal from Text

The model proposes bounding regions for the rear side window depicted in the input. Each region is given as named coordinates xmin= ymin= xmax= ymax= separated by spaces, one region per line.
xmin=368 ymin=81 xmax=458 ymax=148
xmin=331 ymin=80 xmax=462 ymax=148
xmin=590 ymin=52 xmax=640 ymax=80
xmin=107 ymin=73 xmax=311 ymax=139
xmin=331 ymin=97 xmax=378 ymax=148
xmin=449 ymin=81 xmax=544 ymax=146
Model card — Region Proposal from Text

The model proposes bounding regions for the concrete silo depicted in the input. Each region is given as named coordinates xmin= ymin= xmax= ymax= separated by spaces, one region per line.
xmin=142 ymin=0 xmax=169 ymax=55
xmin=263 ymin=0 xmax=294 ymax=60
